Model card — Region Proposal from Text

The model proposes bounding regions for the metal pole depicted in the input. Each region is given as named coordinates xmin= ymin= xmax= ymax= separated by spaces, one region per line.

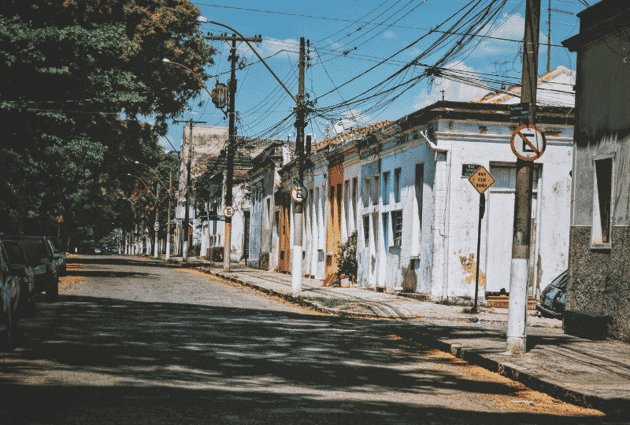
xmin=507 ymin=0 xmax=540 ymax=355
xmin=223 ymin=35 xmax=237 ymax=272
xmin=473 ymin=193 xmax=485 ymax=313
xmin=166 ymin=168 xmax=173 ymax=260
xmin=292 ymin=37 xmax=307 ymax=294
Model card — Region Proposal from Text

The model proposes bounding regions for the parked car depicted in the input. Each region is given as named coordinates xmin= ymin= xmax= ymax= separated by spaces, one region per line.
xmin=0 ymin=240 xmax=21 ymax=348
xmin=536 ymin=270 xmax=568 ymax=319
xmin=46 ymin=236 xmax=66 ymax=276
xmin=1 ymin=235 xmax=59 ymax=302
xmin=0 ymin=238 xmax=36 ymax=317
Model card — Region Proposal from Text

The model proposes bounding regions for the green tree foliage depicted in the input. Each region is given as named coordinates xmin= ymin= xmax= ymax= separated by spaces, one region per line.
xmin=0 ymin=0 xmax=214 ymax=236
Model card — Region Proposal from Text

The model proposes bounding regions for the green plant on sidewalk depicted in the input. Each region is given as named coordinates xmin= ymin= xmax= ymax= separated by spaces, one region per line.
xmin=334 ymin=231 xmax=358 ymax=286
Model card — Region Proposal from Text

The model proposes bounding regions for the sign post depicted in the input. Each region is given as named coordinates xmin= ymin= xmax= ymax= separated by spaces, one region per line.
xmin=468 ymin=166 xmax=495 ymax=313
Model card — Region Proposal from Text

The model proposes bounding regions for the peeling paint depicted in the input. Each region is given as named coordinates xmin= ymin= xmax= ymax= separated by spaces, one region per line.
xmin=459 ymin=254 xmax=486 ymax=287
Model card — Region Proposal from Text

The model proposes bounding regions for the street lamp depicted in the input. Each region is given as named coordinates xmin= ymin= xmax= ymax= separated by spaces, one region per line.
xmin=198 ymin=18 xmax=309 ymax=292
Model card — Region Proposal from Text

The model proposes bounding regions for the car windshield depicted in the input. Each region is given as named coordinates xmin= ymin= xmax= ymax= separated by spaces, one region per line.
xmin=16 ymin=238 xmax=50 ymax=264
xmin=2 ymin=242 xmax=28 ymax=266
xmin=552 ymin=271 xmax=569 ymax=290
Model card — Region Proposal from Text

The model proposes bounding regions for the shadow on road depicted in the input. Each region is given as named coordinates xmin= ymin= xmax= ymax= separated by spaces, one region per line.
xmin=1 ymin=294 xmax=605 ymax=424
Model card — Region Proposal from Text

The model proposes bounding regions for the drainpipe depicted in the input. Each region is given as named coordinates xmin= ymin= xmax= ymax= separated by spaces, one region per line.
xmin=421 ymin=129 xmax=451 ymax=301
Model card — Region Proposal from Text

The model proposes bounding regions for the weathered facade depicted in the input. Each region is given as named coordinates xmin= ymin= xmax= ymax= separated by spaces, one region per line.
xmin=175 ymin=125 xmax=229 ymax=256
xmin=248 ymin=142 xmax=288 ymax=270
xmin=355 ymin=100 xmax=574 ymax=300
xmin=562 ymin=0 xmax=630 ymax=341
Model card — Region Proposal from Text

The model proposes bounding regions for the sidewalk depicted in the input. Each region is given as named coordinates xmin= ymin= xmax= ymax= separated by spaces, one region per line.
xmin=167 ymin=256 xmax=630 ymax=419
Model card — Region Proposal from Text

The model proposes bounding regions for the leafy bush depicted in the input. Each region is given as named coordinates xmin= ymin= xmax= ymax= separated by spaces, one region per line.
xmin=336 ymin=231 xmax=358 ymax=284
xmin=207 ymin=247 xmax=224 ymax=262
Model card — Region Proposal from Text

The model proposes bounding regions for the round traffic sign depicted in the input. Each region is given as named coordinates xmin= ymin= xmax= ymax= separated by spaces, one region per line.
xmin=290 ymin=185 xmax=307 ymax=203
xmin=510 ymin=124 xmax=546 ymax=161
xmin=153 ymin=222 xmax=159 ymax=231
xmin=223 ymin=205 xmax=235 ymax=218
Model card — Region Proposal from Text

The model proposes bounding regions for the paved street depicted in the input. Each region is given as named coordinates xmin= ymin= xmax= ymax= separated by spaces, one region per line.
xmin=0 ymin=255 xmax=618 ymax=424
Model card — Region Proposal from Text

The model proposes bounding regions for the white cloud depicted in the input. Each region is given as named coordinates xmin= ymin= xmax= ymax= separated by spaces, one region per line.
xmin=383 ymin=31 xmax=397 ymax=40
xmin=473 ymin=13 xmax=524 ymax=57
xmin=236 ymin=37 xmax=299 ymax=62
xmin=413 ymin=61 xmax=490 ymax=109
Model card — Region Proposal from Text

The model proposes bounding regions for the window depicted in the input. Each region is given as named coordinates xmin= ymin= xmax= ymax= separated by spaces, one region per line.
xmin=372 ymin=175 xmax=380 ymax=206
xmin=266 ymin=198 xmax=271 ymax=229
xmin=592 ymin=157 xmax=613 ymax=246
xmin=372 ymin=212 xmax=379 ymax=248
xmin=382 ymin=171 xmax=390 ymax=206
xmin=363 ymin=177 xmax=371 ymax=208
xmin=394 ymin=168 xmax=402 ymax=203
xmin=415 ymin=163 xmax=424 ymax=221
xmin=363 ymin=215 xmax=370 ymax=246
xmin=344 ymin=180 xmax=350 ymax=233
xmin=382 ymin=213 xmax=389 ymax=248
xmin=352 ymin=178 xmax=358 ymax=231
xmin=392 ymin=210 xmax=403 ymax=246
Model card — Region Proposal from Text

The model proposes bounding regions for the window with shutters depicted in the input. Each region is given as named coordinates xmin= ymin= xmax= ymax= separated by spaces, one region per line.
xmin=392 ymin=210 xmax=403 ymax=247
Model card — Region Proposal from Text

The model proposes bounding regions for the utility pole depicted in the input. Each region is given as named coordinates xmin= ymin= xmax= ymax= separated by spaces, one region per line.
xmin=174 ymin=118 xmax=206 ymax=262
xmin=507 ymin=0 xmax=540 ymax=355
xmin=153 ymin=185 xmax=159 ymax=258
xmin=292 ymin=37 xmax=308 ymax=294
xmin=547 ymin=0 xmax=551 ymax=73
xmin=206 ymin=32 xmax=261 ymax=271
xmin=165 ymin=168 xmax=173 ymax=260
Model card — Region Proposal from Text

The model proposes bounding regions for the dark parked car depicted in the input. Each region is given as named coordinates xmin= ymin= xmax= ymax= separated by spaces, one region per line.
xmin=2 ymin=235 xmax=59 ymax=302
xmin=536 ymin=270 xmax=568 ymax=319
xmin=46 ymin=236 xmax=66 ymax=276
xmin=0 ymin=239 xmax=36 ymax=317
xmin=0 ymin=240 xmax=21 ymax=347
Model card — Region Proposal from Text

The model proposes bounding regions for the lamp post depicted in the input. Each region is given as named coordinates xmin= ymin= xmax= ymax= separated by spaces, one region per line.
xmin=197 ymin=18 xmax=306 ymax=280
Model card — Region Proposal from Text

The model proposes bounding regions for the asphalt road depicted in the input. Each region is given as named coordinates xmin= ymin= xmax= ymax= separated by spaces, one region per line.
xmin=0 ymin=255 xmax=613 ymax=424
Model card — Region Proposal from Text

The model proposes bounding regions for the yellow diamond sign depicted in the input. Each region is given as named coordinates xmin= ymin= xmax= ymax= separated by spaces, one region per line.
xmin=468 ymin=165 xmax=495 ymax=195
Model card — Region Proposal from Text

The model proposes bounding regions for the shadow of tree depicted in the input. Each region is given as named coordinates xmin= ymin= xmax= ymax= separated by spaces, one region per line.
xmin=2 ymin=294 xmax=606 ymax=424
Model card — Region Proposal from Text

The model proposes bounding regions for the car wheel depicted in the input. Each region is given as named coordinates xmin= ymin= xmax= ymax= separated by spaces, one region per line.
xmin=18 ymin=294 xmax=37 ymax=318
xmin=45 ymin=278 xmax=59 ymax=302
xmin=0 ymin=308 xmax=15 ymax=351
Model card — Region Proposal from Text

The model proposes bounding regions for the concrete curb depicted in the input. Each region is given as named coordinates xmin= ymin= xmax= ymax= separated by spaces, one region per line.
xmin=172 ymin=261 xmax=628 ymax=419
xmin=199 ymin=268 xmax=403 ymax=320
xmin=429 ymin=339 xmax=630 ymax=419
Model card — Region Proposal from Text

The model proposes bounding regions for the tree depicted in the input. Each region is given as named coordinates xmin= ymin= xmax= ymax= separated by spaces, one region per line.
xmin=0 ymin=0 xmax=214 ymax=236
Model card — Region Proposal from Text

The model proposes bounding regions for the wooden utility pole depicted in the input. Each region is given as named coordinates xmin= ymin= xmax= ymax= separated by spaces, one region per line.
xmin=206 ymin=33 xmax=261 ymax=271
xmin=507 ymin=0 xmax=540 ymax=355
xmin=292 ymin=37 xmax=307 ymax=294
xmin=547 ymin=0 xmax=551 ymax=72
xmin=174 ymin=118 xmax=206 ymax=262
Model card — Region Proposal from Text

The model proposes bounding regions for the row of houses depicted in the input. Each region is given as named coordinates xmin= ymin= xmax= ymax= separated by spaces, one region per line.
xmin=182 ymin=66 xmax=576 ymax=303
xmin=176 ymin=0 xmax=630 ymax=343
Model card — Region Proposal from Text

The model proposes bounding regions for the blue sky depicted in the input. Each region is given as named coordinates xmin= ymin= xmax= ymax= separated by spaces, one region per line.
xmin=159 ymin=0 xmax=589 ymax=152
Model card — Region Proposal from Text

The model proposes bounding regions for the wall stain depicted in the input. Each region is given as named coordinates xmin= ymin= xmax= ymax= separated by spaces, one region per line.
xmin=460 ymin=254 xmax=486 ymax=287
